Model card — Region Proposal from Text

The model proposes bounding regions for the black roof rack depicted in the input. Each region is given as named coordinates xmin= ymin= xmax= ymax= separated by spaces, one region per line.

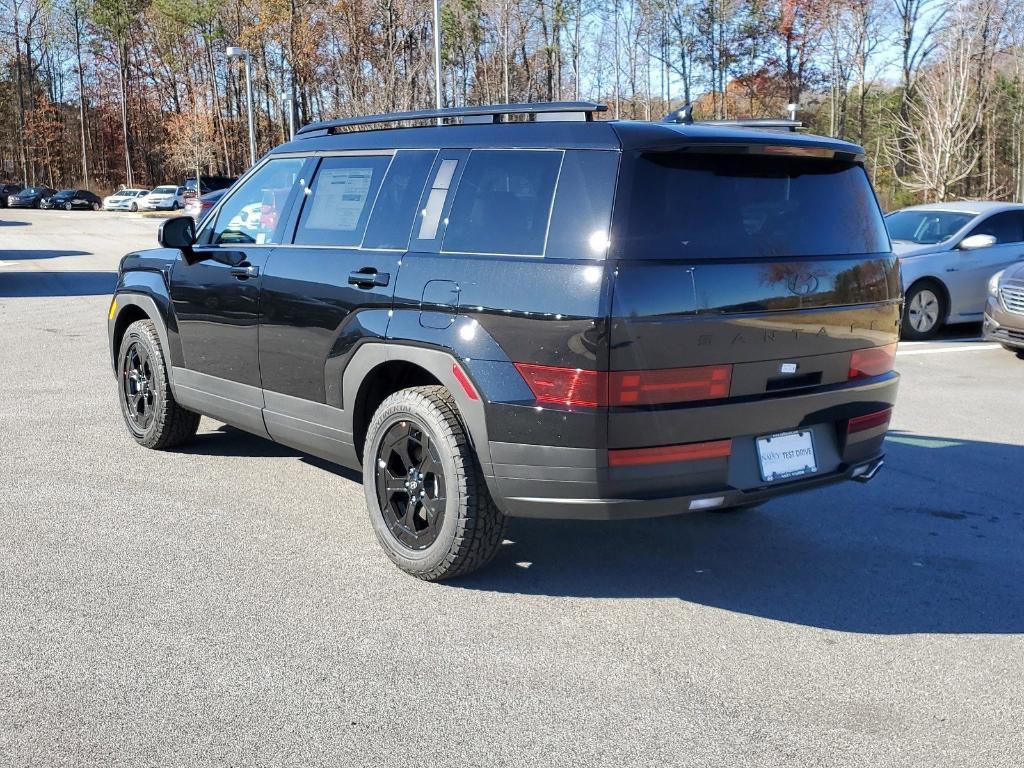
xmin=662 ymin=104 xmax=802 ymax=133
xmin=296 ymin=101 xmax=608 ymax=137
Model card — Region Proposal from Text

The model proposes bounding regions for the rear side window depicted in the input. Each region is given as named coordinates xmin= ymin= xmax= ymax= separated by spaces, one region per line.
xmin=295 ymin=155 xmax=392 ymax=247
xmin=363 ymin=150 xmax=437 ymax=249
xmin=620 ymin=152 xmax=889 ymax=259
xmin=442 ymin=150 xmax=562 ymax=256
xmin=967 ymin=212 xmax=1024 ymax=245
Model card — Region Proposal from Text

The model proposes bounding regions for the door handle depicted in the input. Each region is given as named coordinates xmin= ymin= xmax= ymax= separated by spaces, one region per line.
xmin=348 ymin=269 xmax=390 ymax=288
xmin=230 ymin=264 xmax=259 ymax=279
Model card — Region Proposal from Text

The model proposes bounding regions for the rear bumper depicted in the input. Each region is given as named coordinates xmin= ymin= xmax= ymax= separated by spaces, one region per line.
xmin=486 ymin=374 xmax=898 ymax=520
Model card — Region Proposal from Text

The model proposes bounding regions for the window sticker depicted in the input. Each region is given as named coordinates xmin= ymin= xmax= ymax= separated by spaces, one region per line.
xmin=306 ymin=167 xmax=375 ymax=231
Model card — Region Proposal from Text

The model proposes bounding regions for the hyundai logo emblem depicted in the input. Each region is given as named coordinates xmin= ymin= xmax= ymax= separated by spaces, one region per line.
xmin=787 ymin=272 xmax=820 ymax=296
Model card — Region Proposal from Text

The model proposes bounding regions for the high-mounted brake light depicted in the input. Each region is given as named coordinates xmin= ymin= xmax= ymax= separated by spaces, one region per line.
xmin=513 ymin=363 xmax=733 ymax=408
xmin=846 ymin=407 xmax=892 ymax=435
xmin=849 ymin=343 xmax=897 ymax=379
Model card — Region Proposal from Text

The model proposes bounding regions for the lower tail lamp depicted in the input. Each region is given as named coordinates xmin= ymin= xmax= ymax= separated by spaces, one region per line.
xmin=847 ymin=407 xmax=892 ymax=435
xmin=609 ymin=439 xmax=732 ymax=467
xmin=849 ymin=343 xmax=897 ymax=379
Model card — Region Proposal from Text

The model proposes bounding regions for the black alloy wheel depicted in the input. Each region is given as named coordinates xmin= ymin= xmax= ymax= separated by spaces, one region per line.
xmin=121 ymin=341 xmax=157 ymax=434
xmin=375 ymin=419 xmax=447 ymax=550
xmin=363 ymin=386 xmax=506 ymax=580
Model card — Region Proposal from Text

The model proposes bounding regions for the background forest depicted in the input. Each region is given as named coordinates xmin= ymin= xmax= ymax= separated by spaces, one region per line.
xmin=1 ymin=0 xmax=1023 ymax=209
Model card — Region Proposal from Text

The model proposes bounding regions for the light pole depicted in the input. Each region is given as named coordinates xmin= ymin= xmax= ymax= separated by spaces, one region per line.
xmin=282 ymin=93 xmax=295 ymax=141
xmin=433 ymin=0 xmax=443 ymax=125
xmin=227 ymin=46 xmax=257 ymax=167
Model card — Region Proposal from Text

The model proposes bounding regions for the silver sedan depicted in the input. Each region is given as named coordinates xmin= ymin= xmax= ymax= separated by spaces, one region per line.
xmin=885 ymin=201 xmax=1024 ymax=339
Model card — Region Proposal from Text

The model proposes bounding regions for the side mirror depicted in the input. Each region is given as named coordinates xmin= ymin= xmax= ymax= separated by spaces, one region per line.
xmin=959 ymin=233 xmax=997 ymax=251
xmin=158 ymin=215 xmax=199 ymax=263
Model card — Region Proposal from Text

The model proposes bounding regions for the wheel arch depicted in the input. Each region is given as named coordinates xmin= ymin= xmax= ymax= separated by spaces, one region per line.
xmin=108 ymin=293 xmax=174 ymax=378
xmin=343 ymin=344 xmax=493 ymax=471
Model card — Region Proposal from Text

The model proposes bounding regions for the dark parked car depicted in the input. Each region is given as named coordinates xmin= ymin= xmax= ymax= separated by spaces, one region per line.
xmin=183 ymin=175 xmax=236 ymax=197
xmin=107 ymin=101 xmax=900 ymax=580
xmin=1 ymin=183 xmax=24 ymax=207
xmin=8 ymin=186 xmax=57 ymax=208
xmin=182 ymin=187 xmax=228 ymax=222
xmin=40 ymin=189 xmax=102 ymax=211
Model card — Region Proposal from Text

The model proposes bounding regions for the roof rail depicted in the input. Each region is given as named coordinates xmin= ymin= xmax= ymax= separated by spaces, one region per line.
xmin=296 ymin=101 xmax=608 ymax=137
xmin=662 ymin=104 xmax=802 ymax=133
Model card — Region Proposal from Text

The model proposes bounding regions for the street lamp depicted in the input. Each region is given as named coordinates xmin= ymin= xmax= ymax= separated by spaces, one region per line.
xmin=227 ymin=46 xmax=257 ymax=167
xmin=433 ymin=0 xmax=442 ymax=125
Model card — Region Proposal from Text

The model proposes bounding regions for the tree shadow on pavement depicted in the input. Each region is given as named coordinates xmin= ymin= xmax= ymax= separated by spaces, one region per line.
xmin=456 ymin=432 xmax=1024 ymax=635
xmin=0 ymin=221 xmax=31 ymax=227
xmin=0 ymin=271 xmax=116 ymax=297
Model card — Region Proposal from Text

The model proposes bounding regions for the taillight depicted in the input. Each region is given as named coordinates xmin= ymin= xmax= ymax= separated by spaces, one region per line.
xmin=846 ymin=407 xmax=892 ymax=434
xmin=513 ymin=364 xmax=603 ymax=408
xmin=608 ymin=365 xmax=731 ymax=405
xmin=513 ymin=363 xmax=734 ymax=408
xmin=609 ymin=439 xmax=732 ymax=467
xmin=849 ymin=343 xmax=897 ymax=379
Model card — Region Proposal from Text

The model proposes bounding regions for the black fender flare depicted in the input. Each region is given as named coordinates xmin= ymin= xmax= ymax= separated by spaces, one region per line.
xmin=341 ymin=343 xmax=494 ymax=472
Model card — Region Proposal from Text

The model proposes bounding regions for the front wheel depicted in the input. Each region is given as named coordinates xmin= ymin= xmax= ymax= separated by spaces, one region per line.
xmin=363 ymin=386 xmax=506 ymax=581
xmin=902 ymin=282 xmax=946 ymax=340
xmin=64 ymin=202 xmax=72 ymax=211
xmin=91 ymin=202 xmax=99 ymax=211
xmin=117 ymin=319 xmax=200 ymax=449
xmin=130 ymin=202 xmax=138 ymax=212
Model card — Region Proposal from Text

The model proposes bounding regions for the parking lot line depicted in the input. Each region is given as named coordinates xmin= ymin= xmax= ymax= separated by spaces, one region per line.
xmin=896 ymin=344 xmax=1002 ymax=356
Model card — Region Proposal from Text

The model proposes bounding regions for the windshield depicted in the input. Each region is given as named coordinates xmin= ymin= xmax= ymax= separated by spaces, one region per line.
xmin=22 ymin=187 xmax=44 ymax=195
xmin=54 ymin=190 xmax=74 ymax=198
xmin=153 ymin=186 xmax=176 ymax=194
xmin=621 ymin=152 xmax=890 ymax=259
xmin=884 ymin=210 xmax=975 ymax=245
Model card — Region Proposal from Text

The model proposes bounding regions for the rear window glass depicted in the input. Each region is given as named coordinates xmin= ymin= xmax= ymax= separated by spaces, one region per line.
xmin=620 ymin=152 xmax=889 ymax=259
xmin=442 ymin=150 xmax=562 ymax=256
xmin=295 ymin=155 xmax=391 ymax=247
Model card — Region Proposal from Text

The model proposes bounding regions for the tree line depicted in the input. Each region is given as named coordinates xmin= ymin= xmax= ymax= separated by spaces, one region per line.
xmin=1 ymin=0 xmax=1022 ymax=209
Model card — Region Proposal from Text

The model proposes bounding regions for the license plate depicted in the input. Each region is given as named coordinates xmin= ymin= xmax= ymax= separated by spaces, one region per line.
xmin=756 ymin=430 xmax=817 ymax=482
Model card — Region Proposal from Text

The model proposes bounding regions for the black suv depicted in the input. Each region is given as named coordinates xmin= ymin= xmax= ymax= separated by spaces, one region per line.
xmin=108 ymin=102 xmax=900 ymax=580
xmin=1 ymin=182 xmax=24 ymax=207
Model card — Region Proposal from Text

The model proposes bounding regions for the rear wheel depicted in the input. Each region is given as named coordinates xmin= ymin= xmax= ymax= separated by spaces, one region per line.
xmin=902 ymin=282 xmax=946 ymax=340
xmin=363 ymin=385 xmax=505 ymax=581
xmin=117 ymin=319 xmax=200 ymax=449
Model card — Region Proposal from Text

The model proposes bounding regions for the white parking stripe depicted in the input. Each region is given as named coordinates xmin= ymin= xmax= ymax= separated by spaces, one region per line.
xmin=896 ymin=344 xmax=1002 ymax=356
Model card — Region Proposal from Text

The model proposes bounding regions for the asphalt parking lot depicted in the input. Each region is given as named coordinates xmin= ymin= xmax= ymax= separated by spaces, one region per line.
xmin=1 ymin=209 xmax=1022 ymax=767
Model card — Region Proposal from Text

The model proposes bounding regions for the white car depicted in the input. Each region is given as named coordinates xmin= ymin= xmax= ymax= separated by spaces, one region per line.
xmin=141 ymin=185 xmax=187 ymax=211
xmin=102 ymin=188 xmax=150 ymax=212
xmin=885 ymin=201 xmax=1024 ymax=339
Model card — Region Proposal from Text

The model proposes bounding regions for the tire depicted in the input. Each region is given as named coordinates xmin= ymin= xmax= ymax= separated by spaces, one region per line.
xmin=130 ymin=202 xmax=138 ymax=212
xmin=91 ymin=202 xmax=99 ymax=211
xmin=64 ymin=202 xmax=72 ymax=211
xmin=117 ymin=319 xmax=200 ymax=449
xmin=901 ymin=281 xmax=946 ymax=340
xmin=363 ymin=385 xmax=506 ymax=581
xmin=172 ymin=201 xmax=180 ymax=210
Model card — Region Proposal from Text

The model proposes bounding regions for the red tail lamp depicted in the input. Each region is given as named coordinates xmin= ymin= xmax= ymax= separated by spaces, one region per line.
xmin=847 ymin=407 xmax=892 ymax=434
xmin=849 ymin=343 xmax=897 ymax=379
xmin=513 ymin=363 xmax=733 ymax=408
xmin=609 ymin=439 xmax=732 ymax=467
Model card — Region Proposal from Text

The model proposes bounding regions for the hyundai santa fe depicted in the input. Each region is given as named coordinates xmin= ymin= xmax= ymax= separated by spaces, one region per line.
xmin=107 ymin=101 xmax=901 ymax=580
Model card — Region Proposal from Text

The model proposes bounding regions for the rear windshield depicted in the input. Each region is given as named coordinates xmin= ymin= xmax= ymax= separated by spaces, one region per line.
xmin=620 ymin=152 xmax=889 ymax=259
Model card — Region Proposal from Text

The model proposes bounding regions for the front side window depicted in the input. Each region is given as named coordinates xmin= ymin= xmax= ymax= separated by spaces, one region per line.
xmin=209 ymin=157 xmax=305 ymax=245
xmin=294 ymin=155 xmax=392 ymax=247
xmin=966 ymin=211 xmax=1024 ymax=245
xmin=885 ymin=210 xmax=974 ymax=245
xmin=622 ymin=152 xmax=890 ymax=259
xmin=442 ymin=150 xmax=563 ymax=256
